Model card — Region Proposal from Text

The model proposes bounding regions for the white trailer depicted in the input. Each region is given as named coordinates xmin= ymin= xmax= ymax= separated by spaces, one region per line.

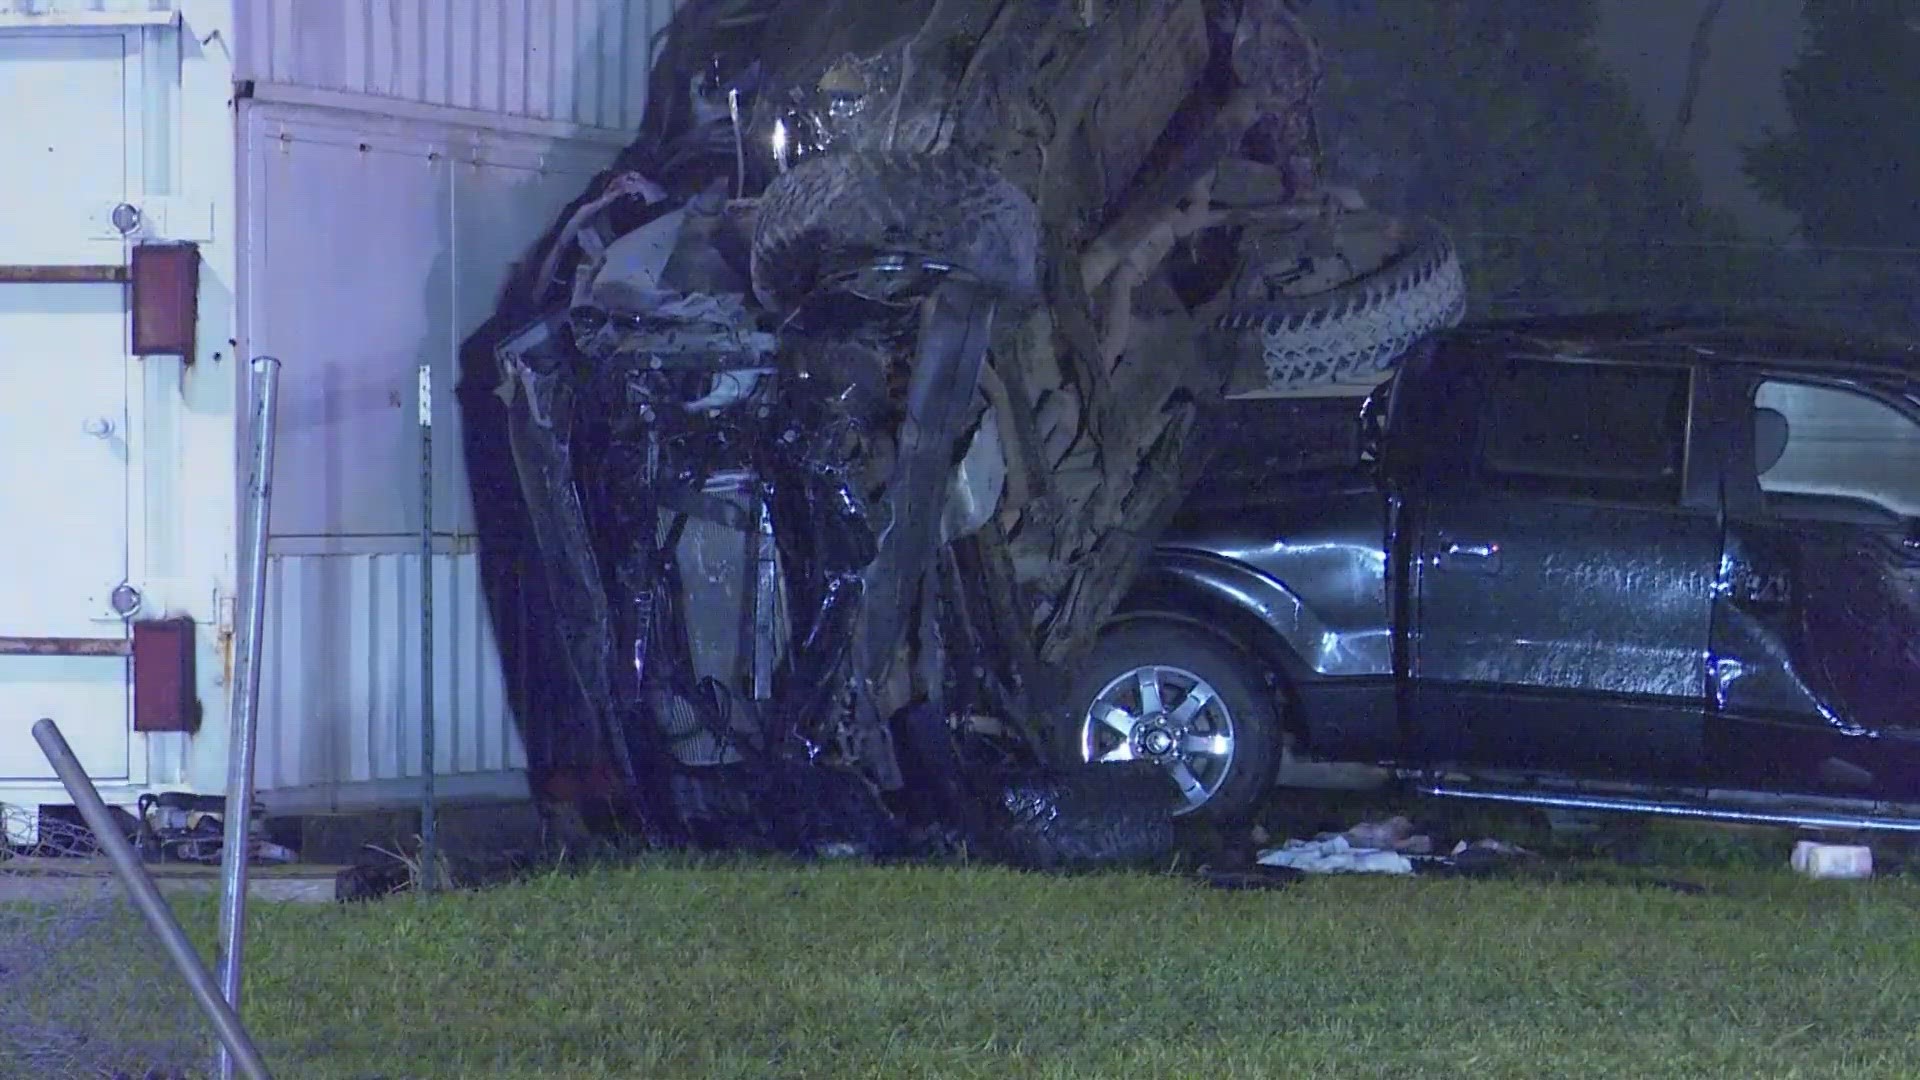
xmin=1 ymin=0 xmax=676 ymax=843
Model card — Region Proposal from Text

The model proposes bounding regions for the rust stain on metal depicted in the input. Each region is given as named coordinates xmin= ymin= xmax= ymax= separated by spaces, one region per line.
xmin=0 ymin=636 xmax=132 ymax=657
xmin=0 ymin=264 xmax=129 ymax=284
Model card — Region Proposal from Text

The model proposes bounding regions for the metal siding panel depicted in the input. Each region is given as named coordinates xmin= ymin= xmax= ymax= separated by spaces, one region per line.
xmin=432 ymin=553 xmax=456 ymax=774
xmin=526 ymin=0 xmax=554 ymax=119
xmin=341 ymin=0 xmax=368 ymax=93
xmin=294 ymin=2 xmax=347 ymax=91
xmin=254 ymin=561 xmax=283 ymax=789
xmin=0 ymin=0 xmax=181 ymax=18
xmin=256 ymin=552 xmax=525 ymax=792
xmin=345 ymin=554 xmax=375 ymax=783
xmin=243 ymin=104 xmax=610 ymax=796
xmin=502 ymin=0 xmax=529 ymax=116
xmin=268 ymin=0 xmax=294 ymax=84
xmin=393 ymin=0 xmax=424 ymax=103
xmin=448 ymin=0 xmax=475 ymax=111
xmin=234 ymin=0 xmax=681 ymax=128
xmin=475 ymin=0 xmax=503 ymax=114
xmin=246 ymin=120 xmax=450 ymax=538
xmin=373 ymin=552 xmax=406 ymax=780
xmin=365 ymin=0 xmax=397 ymax=98
xmin=257 ymin=555 xmax=313 ymax=792
xmin=423 ymin=0 xmax=451 ymax=108
xmin=557 ymin=0 xmax=585 ymax=125
xmin=623 ymin=0 xmax=658 ymax=133
xmin=595 ymin=0 xmax=624 ymax=129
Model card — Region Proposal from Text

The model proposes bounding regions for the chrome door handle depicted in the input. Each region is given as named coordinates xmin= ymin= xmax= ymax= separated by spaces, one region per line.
xmin=1435 ymin=538 xmax=1502 ymax=572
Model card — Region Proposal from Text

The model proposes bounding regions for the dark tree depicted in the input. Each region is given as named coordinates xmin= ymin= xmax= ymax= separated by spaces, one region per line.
xmin=1745 ymin=0 xmax=1920 ymax=247
xmin=1308 ymin=0 xmax=1754 ymax=308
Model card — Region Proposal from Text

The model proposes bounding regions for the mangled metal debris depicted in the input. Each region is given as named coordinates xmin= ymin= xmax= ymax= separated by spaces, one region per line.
xmin=460 ymin=0 xmax=1464 ymax=858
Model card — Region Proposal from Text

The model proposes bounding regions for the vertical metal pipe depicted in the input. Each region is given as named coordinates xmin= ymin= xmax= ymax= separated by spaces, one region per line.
xmin=418 ymin=363 xmax=438 ymax=891
xmin=215 ymin=355 xmax=280 ymax=1080
xmin=32 ymin=719 xmax=275 ymax=1080
xmin=750 ymin=488 xmax=778 ymax=702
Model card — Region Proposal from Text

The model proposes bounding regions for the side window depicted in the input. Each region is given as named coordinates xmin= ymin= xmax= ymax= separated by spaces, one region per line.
xmin=1474 ymin=358 xmax=1691 ymax=504
xmin=1753 ymin=380 xmax=1920 ymax=524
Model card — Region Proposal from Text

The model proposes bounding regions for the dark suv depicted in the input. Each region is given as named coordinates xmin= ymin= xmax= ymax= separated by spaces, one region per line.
xmin=1063 ymin=316 xmax=1920 ymax=828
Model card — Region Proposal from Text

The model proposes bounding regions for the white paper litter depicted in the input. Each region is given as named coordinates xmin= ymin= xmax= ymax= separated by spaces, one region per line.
xmin=1252 ymin=816 xmax=1536 ymax=875
xmin=1256 ymin=834 xmax=1416 ymax=875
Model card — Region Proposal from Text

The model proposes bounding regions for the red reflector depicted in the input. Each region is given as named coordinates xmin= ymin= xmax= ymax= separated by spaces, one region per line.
xmin=132 ymin=617 xmax=200 ymax=734
xmin=130 ymin=242 xmax=200 ymax=360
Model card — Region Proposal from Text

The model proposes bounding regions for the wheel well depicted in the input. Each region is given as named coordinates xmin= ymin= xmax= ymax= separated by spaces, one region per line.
xmin=1102 ymin=590 xmax=1314 ymax=754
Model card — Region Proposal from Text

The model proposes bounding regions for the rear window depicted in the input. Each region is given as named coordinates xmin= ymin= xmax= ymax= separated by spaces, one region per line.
xmin=1475 ymin=358 xmax=1692 ymax=504
xmin=1754 ymin=379 xmax=1920 ymax=523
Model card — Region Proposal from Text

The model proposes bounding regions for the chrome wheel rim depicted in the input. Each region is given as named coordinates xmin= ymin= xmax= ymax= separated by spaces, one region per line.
xmin=1079 ymin=664 xmax=1236 ymax=814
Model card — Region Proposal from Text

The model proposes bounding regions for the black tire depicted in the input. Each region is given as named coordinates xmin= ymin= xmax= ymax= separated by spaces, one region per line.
xmin=1059 ymin=623 xmax=1283 ymax=823
xmin=890 ymin=704 xmax=1176 ymax=869
xmin=982 ymin=764 xmax=1178 ymax=870
xmin=1211 ymin=214 xmax=1468 ymax=390
xmin=749 ymin=148 xmax=1040 ymax=311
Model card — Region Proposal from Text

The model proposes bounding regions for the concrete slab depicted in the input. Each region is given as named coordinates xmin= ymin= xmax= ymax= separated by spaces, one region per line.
xmin=0 ymin=857 xmax=343 ymax=905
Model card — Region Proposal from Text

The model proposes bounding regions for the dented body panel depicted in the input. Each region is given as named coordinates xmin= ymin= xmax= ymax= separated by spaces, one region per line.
xmin=1159 ymin=486 xmax=1393 ymax=679
xmin=1133 ymin=317 xmax=1920 ymax=805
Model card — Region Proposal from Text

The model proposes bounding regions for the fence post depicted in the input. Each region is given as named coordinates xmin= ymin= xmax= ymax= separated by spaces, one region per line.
xmin=418 ymin=363 xmax=439 ymax=892
xmin=216 ymin=355 xmax=281 ymax=1080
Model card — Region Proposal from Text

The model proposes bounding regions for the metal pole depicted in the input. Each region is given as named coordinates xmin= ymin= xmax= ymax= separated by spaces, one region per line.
xmin=418 ymin=363 xmax=438 ymax=891
xmin=32 ymin=719 xmax=274 ymax=1080
xmin=216 ymin=355 xmax=281 ymax=1080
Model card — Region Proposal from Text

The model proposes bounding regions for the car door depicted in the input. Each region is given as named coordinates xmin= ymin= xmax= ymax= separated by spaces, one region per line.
xmin=1408 ymin=351 xmax=1719 ymax=779
xmin=1708 ymin=372 xmax=1920 ymax=797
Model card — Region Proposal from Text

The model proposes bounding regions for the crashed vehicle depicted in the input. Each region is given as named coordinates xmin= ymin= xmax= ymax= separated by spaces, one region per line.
xmin=1085 ymin=315 xmax=1920 ymax=830
xmin=458 ymin=0 xmax=1465 ymax=851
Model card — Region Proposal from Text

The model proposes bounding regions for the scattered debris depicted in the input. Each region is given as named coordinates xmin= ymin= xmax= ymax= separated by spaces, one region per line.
xmin=1259 ymin=834 xmax=1416 ymax=875
xmin=461 ymin=0 xmax=1465 ymax=861
xmin=1791 ymin=840 xmax=1873 ymax=880
xmin=1443 ymin=838 xmax=1538 ymax=875
xmin=1251 ymin=816 xmax=1537 ymax=876
xmin=1342 ymin=814 xmax=1434 ymax=855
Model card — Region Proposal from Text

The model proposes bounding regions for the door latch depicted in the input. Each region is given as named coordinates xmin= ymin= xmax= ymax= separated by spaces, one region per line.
xmin=1435 ymin=538 xmax=1502 ymax=573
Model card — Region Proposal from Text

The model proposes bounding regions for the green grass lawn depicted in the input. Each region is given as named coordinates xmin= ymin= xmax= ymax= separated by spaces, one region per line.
xmin=144 ymin=840 xmax=1920 ymax=1079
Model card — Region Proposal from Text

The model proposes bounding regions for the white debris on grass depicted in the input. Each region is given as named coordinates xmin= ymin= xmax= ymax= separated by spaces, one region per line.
xmin=1342 ymin=815 xmax=1433 ymax=854
xmin=1258 ymin=834 xmax=1416 ymax=874
xmin=1790 ymin=840 xmax=1873 ymax=879
xmin=1451 ymin=837 xmax=1534 ymax=859
xmin=1254 ymin=815 xmax=1536 ymax=875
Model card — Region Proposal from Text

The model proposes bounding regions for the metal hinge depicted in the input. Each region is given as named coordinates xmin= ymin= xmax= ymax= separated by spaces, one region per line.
xmin=214 ymin=587 xmax=238 ymax=688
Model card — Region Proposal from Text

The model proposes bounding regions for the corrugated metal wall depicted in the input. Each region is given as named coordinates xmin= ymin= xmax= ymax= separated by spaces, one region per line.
xmin=236 ymin=0 xmax=680 ymax=131
xmin=255 ymin=551 xmax=528 ymax=795
xmin=0 ymin=1 xmax=174 ymax=15
xmin=241 ymin=99 xmax=611 ymax=804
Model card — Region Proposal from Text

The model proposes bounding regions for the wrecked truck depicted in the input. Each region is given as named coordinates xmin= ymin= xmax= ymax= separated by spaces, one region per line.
xmin=455 ymin=0 xmax=1467 ymax=853
xmin=1086 ymin=315 xmax=1920 ymax=831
